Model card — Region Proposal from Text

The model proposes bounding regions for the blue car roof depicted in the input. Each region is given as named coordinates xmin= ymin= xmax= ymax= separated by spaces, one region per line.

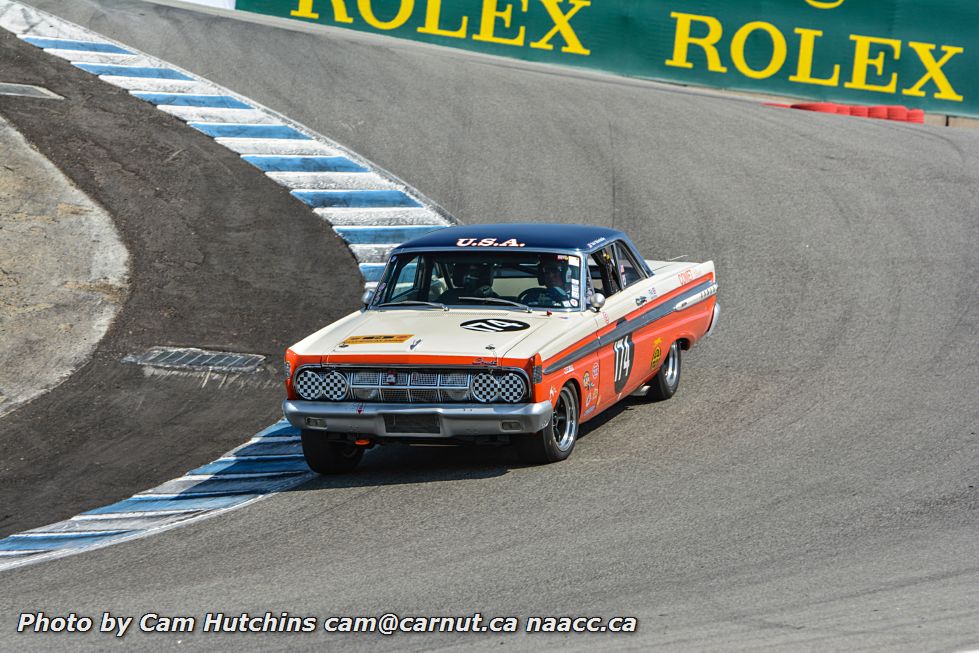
xmin=395 ymin=223 xmax=626 ymax=253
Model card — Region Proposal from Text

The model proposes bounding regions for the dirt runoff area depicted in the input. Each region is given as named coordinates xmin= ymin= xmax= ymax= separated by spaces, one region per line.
xmin=0 ymin=114 xmax=128 ymax=418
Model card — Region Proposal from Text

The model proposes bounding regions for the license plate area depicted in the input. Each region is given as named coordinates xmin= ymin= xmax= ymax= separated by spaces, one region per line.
xmin=383 ymin=414 xmax=440 ymax=434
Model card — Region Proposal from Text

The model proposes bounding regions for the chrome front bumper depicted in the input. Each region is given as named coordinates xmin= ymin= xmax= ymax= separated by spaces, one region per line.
xmin=282 ymin=400 xmax=553 ymax=438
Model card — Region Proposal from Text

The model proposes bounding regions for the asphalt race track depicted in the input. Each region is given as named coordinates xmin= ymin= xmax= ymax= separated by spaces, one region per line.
xmin=1 ymin=0 xmax=977 ymax=650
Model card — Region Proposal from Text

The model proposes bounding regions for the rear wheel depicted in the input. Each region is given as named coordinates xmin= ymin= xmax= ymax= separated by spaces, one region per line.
xmin=516 ymin=384 xmax=579 ymax=464
xmin=647 ymin=340 xmax=681 ymax=401
xmin=301 ymin=431 xmax=364 ymax=474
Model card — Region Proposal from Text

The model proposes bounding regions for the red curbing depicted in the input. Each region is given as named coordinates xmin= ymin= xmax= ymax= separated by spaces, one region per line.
xmin=791 ymin=102 xmax=838 ymax=113
xmin=774 ymin=101 xmax=925 ymax=124
xmin=885 ymin=105 xmax=909 ymax=121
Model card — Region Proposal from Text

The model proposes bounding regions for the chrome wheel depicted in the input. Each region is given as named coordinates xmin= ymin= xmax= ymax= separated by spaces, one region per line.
xmin=552 ymin=386 xmax=578 ymax=452
xmin=515 ymin=383 xmax=579 ymax=463
xmin=663 ymin=341 xmax=679 ymax=388
xmin=647 ymin=340 xmax=682 ymax=401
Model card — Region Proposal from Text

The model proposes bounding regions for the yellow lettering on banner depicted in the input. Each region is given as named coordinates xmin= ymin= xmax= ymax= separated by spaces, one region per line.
xmin=473 ymin=0 xmax=527 ymax=46
xmin=417 ymin=0 xmax=468 ymax=38
xmin=665 ymin=12 xmax=727 ymax=73
xmin=903 ymin=42 xmax=964 ymax=101
xmin=358 ymin=0 xmax=413 ymax=30
xmin=290 ymin=0 xmax=354 ymax=23
xmin=291 ymin=0 xmax=319 ymax=18
xmin=790 ymin=28 xmax=839 ymax=86
xmin=729 ymin=21 xmax=786 ymax=79
xmin=845 ymin=35 xmax=901 ymax=93
xmin=530 ymin=0 xmax=591 ymax=55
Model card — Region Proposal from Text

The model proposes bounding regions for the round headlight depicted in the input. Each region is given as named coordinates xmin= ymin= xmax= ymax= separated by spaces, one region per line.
xmin=320 ymin=370 xmax=348 ymax=401
xmin=471 ymin=373 xmax=500 ymax=403
xmin=294 ymin=369 xmax=325 ymax=400
xmin=498 ymin=373 xmax=526 ymax=403
xmin=294 ymin=369 xmax=348 ymax=401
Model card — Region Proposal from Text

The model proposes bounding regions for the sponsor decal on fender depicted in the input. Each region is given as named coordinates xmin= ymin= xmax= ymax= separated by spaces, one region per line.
xmin=341 ymin=334 xmax=414 ymax=345
xmin=677 ymin=268 xmax=698 ymax=285
xmin=650 ymin=338 xmax=663 ymax=369
xmin=582 ymin=369 xmax=598 ymax=408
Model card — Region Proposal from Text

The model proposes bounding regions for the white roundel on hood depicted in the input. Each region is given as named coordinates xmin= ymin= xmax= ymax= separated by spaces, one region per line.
xmin=460 ymin=319 xmax=530 ymax=333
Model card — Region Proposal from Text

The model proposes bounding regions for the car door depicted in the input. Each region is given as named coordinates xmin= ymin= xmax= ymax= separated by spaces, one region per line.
xmin=591 ymin=241 xmax=658 ymax=406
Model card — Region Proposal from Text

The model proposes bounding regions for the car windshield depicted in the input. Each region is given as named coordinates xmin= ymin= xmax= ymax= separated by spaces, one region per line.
xmin=371 ymin=251 xmax=583 ymax=310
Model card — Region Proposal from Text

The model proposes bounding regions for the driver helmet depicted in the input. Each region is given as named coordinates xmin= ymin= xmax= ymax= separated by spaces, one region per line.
xmin=455 ymin=262 xmax=494 ymax=290
xmin=537 ymin=256 xmax=569 ymax=288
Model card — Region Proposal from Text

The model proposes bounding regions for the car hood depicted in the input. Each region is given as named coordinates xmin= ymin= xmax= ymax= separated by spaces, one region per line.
xmin=293 ymin=308 xmax=556 ymax=360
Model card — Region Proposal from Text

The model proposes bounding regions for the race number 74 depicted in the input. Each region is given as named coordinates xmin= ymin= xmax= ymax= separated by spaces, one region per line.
xmin=612 ymin=334 xmax=634 ymax=393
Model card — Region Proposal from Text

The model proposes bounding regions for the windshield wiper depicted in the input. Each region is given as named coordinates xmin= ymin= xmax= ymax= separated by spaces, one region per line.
xmin=376 ymin=300 xmax=448 ymax=311
xmin=458 ymin=296 xmax=532 ymax=313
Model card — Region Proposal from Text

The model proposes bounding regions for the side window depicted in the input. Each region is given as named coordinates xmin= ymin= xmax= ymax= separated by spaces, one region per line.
xmin=589 ymin=246 xmax=621 ymax=297
xmin=390 ymin=258 xmax=423 ymax=301
xmin=613 ymin=241 xmax=644 ymax=288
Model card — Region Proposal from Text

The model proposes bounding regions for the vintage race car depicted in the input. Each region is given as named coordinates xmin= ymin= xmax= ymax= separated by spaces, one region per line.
xmin=282 ymin=224 xmax=718 ymax=473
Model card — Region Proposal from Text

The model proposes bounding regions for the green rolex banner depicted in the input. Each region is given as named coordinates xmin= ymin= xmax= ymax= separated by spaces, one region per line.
xmin=231 ymin=0 xmax=977 ymax=117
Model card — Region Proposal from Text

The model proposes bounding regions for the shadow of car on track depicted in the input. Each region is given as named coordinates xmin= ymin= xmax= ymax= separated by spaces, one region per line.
xmin=284 ymin=397 xmax=641 ymax=492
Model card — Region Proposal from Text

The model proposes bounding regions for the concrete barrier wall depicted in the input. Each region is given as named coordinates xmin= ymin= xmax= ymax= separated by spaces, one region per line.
xmin=176 ymin=0 xmax=979 ymax=119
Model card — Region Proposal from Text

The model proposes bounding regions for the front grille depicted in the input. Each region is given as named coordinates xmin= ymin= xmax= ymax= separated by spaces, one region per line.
xmin=410 ymin=388 xmax=439 ymax=403
xmin=294 ymin=366 xmax=528 ymax=404
xmin=352 ymin=387 xmax=380 ymax=401
xmin=351 ymin=370 xmax=381 ymax=385
xmin=411 ymin=371 xmax=439 ymax=386
xmin=380 ymin=387 xmax=410 ymax=402
xmin=440 ymin=372 xmax=468 ymax=387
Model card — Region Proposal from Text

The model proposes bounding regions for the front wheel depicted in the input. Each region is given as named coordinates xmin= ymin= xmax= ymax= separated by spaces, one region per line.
xmin=647 ymin=340 xmax=681 ymax=401
xmin=301 ymin=431 xmax=364 ymax=474
xmin=516 ymin=384 xmax=579 ymax=464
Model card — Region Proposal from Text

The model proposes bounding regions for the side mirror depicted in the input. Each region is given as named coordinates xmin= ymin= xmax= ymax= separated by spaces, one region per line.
xmin=362 ymin=289 xmax=374 ymax=306
xmin=589 ymin=292 xmax=606 ymax=311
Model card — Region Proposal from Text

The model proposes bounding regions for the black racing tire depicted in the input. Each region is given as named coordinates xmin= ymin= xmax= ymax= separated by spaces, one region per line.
xmin=516 ymin=384 xmax=579 ymax=464
xmin=301 ymin=430 xmax=364 ymax=474
xmin=647 ymin=340 xmax=681 ymax=401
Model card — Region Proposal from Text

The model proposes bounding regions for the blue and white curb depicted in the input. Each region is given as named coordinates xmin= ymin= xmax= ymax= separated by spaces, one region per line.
xmin=0 ymin=0 xmax=456 ymax=570
xmin=0 ymin=421 xmax=310 ymax=571
xmin=0 ymin=0 xmax=456 ymax=288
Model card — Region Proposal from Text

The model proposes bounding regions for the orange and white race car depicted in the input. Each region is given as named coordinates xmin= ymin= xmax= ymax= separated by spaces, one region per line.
xmin=283 ymin=224 xmax=718 ymax=473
